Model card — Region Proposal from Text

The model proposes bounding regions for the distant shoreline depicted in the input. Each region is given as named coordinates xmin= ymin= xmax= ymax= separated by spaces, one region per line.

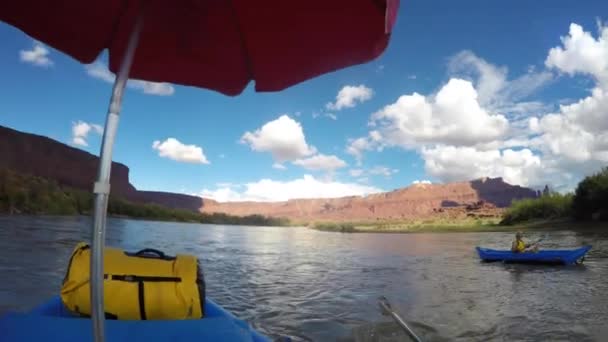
xmin=2 ymin=213 xmax=605 ymax=234
xmin=308 ymin=219 xmax=606 ymax=234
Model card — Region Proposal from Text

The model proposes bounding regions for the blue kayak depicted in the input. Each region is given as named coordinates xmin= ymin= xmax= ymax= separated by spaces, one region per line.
xmin=0 ymin=296 xmax=272 ymax=342
xmin=476 ymin=245 xmax=592 ymax=265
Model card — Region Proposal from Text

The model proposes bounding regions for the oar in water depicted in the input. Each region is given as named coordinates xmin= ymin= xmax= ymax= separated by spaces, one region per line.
xmin=378 ymin=296 xmax=422 ymax=342
xmin=531 ymin=234 xmax=549 ymax=247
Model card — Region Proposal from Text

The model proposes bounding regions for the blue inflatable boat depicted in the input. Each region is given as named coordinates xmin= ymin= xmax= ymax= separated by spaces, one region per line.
xmin=0 ymin=296 xmax=272 ymax=342
xmin=476 ymin=245 xmax=592 ymax=265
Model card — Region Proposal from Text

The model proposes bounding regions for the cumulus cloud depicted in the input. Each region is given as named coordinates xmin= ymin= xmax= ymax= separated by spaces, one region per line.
xmin=199 ymin=175 xmax=382 ymax=202
xmin=371 ymin=78 xmax=509 ymax=147
xmin=545 ymin=23 xmax=608 ymax=85
xmin=71 ymin=121 xmax=103 ymax=147
xmin=529 ymin=23 xmax=608 ymax=180
xmin=422 ymin=146 xmax=543 ymax=187
xmin=152 ymin=138 xmax=209 ymax=164
xmin=448 ymin=50 xmax=553 ymax=115
xmin=412 ymin=180 xmax=432 ymax=185
xmin=86 ymin=62 xmax=175 ymax=96
xmin=343 ymin=23 xmax=608 ymax=190
xmin=19 ymin=42 xmax=53 ymax=67
xmin=292 ymin=154 xmax=347 ymax=172
xmin=326 ymin=85 xmax=374 ymax=110
xmin=241 ymin=115 xmax=316 ymax=162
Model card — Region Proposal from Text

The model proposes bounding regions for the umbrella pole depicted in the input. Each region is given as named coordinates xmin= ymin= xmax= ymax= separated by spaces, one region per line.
xmin=90 ymin=14 xmax=143 ymax=342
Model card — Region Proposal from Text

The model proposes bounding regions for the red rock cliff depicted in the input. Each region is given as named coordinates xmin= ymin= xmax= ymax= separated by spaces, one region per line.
xmin=1 ymin=125 xmax=537 ymax=221
xmin=0 ymin=125 xmax=135 ymax=197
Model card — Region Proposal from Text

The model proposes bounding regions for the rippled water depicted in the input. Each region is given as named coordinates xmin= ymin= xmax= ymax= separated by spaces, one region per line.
xmin=1 ymin=216 xmax=607 ymax=341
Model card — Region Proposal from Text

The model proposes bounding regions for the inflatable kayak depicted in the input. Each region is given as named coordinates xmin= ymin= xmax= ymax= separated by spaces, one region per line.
xmin=476 ymin=245 xmax=592 ymax=265
xmin=0 ymin=296 xmax=273 ymax=342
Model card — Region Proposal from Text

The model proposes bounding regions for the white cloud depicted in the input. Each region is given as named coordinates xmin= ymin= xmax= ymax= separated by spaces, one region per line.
xmin=71 ymin=121 xmax=103 ymax=147
xmin=326 ymin=85 xmax=374 ymax=110
xmin=412 ymin=180 xmax=432 ymax=185
xmin=349 ymin=169 xmax=364 ymax=177
xmin=272 ymin=163 xmax=287 ymax=170
xmin=86 ymin=62 xmax=115 ymax=83
xmin=241 ymin=115 xmax=316 ymax=162
xmin=199 ymin=175 xmax=382 ymax=202
xmin=545 ymin=23 xmax=608 ymax=85
xmin=408 ymin=75 xmax=417 ymax=80
xmin=422 ymin=146 xmax=542 ymax=186
xmin=19 ymin=42 xmax=53 ymax=67
xmin=132 ymin=81 xmax=175 ymax=96
xmin=152 ymin=138 xmax=209 ymax=164
xmin=422 ymin=146 xmax=543 ymax=187
xmin=530 ymin=23 xmax=608 ymax=180
xmin=532 ymin=89 xmax=608 ymax=164
xmin=342 ymin=23 xmax=607 ymax=191
xmin=312 ymin=111 xmax=338 ymax=120
xmin=347 ymin=166 xmax=398 ymax=178
xmin=346 ymin=130 xmax=383 ymax=165
xmin=371 ymin=78 xmax=509 ymax=147
xmin=199 ymin=187 xmax=245 ymax=203
xmin=292 ymin=154 xmax=347 ymax=172
xmin=369 ymin=166 xmax=399 ymax=177
xmin=85 ymin=62 xmax=175 ymax=96
xmin=448 ymin=50 xmax=553 ymax=114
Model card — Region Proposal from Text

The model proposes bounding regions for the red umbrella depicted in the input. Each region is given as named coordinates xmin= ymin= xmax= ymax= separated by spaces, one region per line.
xmin=2 ymin=0 xmax=399 ymax=96
xmin=1 ymin=1 xmax=399 ymax=341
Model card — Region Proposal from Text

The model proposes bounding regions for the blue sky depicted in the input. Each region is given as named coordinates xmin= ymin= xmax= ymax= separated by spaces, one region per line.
xmin=1 ymin=1 xmax=608 ymax=201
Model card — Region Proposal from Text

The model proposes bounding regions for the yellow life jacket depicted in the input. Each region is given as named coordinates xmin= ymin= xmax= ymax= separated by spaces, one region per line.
xmin=516 ymin=239 xmax=526 ymax=252
xmin=60 ymin=242 xmax=204 ymax=320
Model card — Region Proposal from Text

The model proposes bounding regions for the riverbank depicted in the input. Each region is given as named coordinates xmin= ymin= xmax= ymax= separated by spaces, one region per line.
xmin=309 ymin=218 xmax=607 ymax=233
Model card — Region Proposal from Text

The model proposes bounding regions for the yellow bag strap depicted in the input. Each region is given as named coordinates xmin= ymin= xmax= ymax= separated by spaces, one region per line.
xmin=106 ymin=274 xmax=183 ymax=320
xmin=62 ymin=243 xmax=90 ymax=285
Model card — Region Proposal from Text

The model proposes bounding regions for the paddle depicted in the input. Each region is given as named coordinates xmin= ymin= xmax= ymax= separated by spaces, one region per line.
xmin=530 ymin=234 xmax=548 ymax=247
xmin=526 ymin=234 xmax=548 ymax=252
xmin=378 ymin=296 xmax=423 ymax=342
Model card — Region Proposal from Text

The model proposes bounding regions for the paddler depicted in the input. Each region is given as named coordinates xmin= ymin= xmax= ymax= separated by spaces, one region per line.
xmin=511 ymin=231 xmax=539 ymax=253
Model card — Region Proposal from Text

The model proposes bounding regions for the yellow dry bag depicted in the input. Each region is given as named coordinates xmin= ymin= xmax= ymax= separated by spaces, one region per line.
xmin=60 ymin=242 xmax=205 ymax=320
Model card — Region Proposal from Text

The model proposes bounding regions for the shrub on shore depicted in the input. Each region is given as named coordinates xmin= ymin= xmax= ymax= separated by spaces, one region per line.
xmin=501 ymin=193 xmax=573 ymax=225
xmin=502 ymin=167 xmax=608 ymax=224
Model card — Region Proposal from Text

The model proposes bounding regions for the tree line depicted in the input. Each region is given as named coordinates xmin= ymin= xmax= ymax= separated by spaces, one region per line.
xmin=0 ymin=168 xmax=289 ymax=226
xmin=501 ymin=167 xmax=608 ymax=224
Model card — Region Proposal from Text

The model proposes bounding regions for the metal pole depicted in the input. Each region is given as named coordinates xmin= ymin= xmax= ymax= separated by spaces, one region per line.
xmin=378 ymin=296 xmax=422 ymax=342
xmin=91 ymin=14 xmax=143 ymax=342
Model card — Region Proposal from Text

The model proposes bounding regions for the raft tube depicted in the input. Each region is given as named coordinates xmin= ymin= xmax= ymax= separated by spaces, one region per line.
xmin=476 ymin=245 xmax=592 ymax=265
xmin=0 ymin=296 xmax=272 ymax=342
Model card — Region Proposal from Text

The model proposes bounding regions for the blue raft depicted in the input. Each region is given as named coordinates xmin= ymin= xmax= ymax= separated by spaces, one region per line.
xmin=476 ymin=245 xmax=592 ymax=265
xmin=0 ymin=296 xmax=271 ymax=342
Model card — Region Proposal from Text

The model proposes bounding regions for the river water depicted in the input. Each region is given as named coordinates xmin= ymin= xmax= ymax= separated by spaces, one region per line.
xmin=1 ymin=216 xmax=607 ymax=341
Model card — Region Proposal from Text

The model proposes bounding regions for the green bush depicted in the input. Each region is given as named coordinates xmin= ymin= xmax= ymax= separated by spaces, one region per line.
xmin=312 ymin=222 xmax=356 ymax=233
xmin=501 ymin=193 xmax=573 ymax=225
xmin=572 ymin=167 xmax=608 ymax=220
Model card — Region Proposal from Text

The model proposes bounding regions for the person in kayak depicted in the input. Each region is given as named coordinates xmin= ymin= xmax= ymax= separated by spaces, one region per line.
xmin=511 ymin=231 xmax=539 ymax=253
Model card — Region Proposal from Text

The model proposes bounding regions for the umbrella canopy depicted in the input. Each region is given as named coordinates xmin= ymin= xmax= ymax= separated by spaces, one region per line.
xmin=1 ymin=0 xmax=399 ymax=96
